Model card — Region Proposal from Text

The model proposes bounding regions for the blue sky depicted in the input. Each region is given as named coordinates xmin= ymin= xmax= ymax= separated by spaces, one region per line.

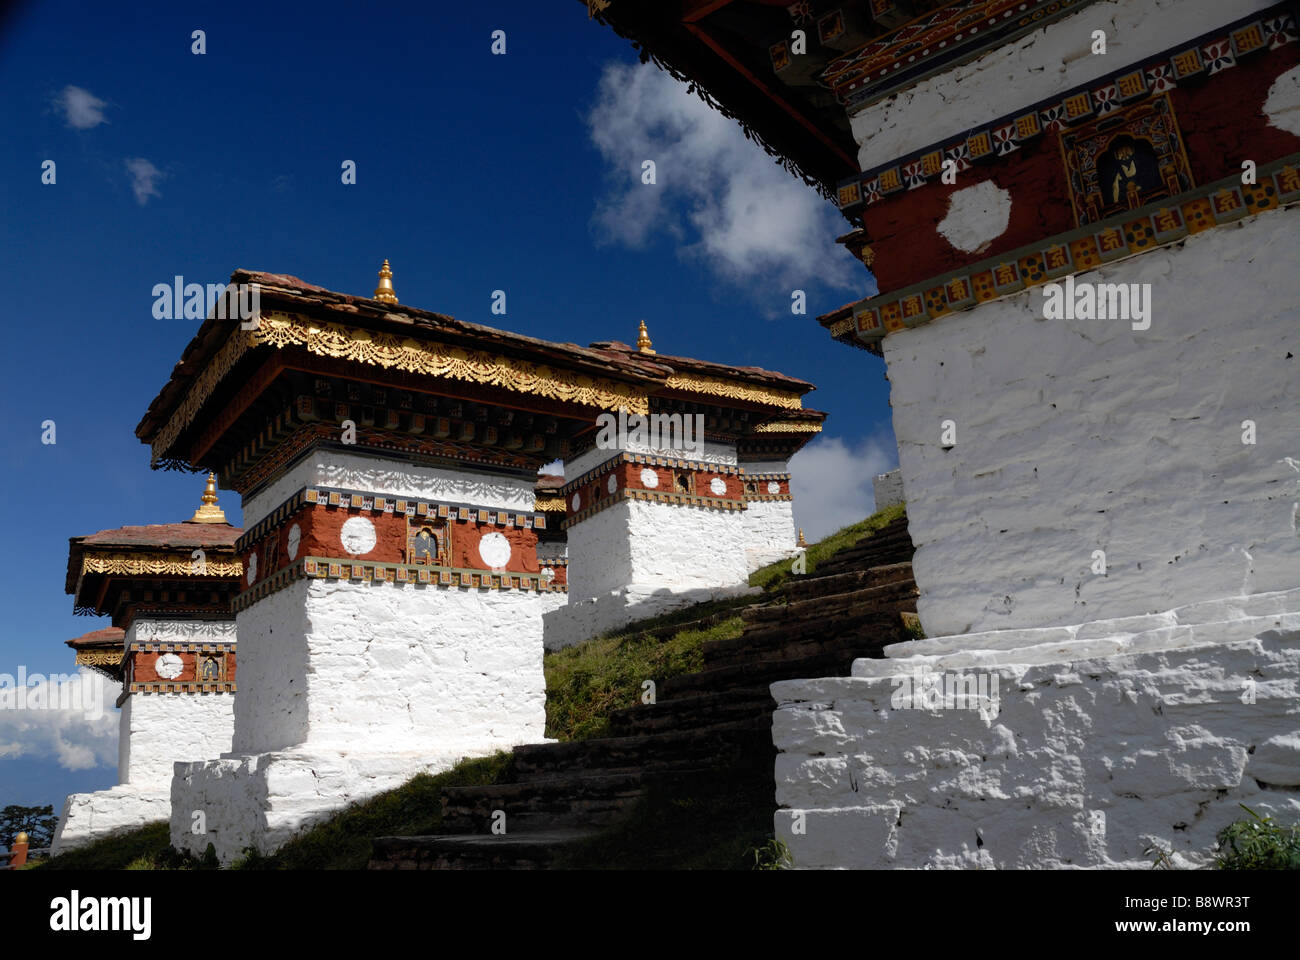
xmin=0 ymin=0 xmax=894 ymax=812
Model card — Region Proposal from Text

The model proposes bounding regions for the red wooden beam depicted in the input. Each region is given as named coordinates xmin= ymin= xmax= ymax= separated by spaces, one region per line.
xmin=682 ymin=0 xmax=735 ymax=23
xmin=681 ymin=21 xmax=857 ymax=170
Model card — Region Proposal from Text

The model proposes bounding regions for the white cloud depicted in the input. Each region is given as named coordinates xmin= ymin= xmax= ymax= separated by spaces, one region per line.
xmin=125 ymin=157 xmax=163 ymax=205
xmin=58 ymin=85 xmax=108 ymax=129
xmin=0 ymin=669 xmax=117 ymax=772
xmin=586 ymin=61 xmax=860 ymax=291
xmin=790 ymin=433 xmax=897 ymax=542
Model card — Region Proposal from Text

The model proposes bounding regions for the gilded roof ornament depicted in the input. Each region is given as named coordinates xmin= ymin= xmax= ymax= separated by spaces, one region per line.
xmin=636 ymin=320 xmax=655 ymax=355
xmin=188 ymin=473 xmax=228 ymax=524
xmin=373 ymin=259 xmax=398 ymax=304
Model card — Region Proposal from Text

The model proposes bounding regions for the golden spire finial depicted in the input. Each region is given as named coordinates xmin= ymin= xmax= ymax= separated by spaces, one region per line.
xmin=373 ymin=259 xmax=398 ymax=304
xmin=636 ymin=320 xmax=655 ymax=354
xmin=797 ymin=528 xmax=807 ymax=547
xmin=189 ymin=472 xmax=228 ymax=524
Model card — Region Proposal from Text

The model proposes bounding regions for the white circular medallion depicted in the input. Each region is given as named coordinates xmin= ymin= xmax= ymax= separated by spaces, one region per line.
xmin=541 ymin=566 xmax=555 ymax=581
xmin=478 ymin=531 xmax=512 ymax=569
xmin=286 ymin=523 xmax=302 ymax=561
xmin=340 ymin=516 xmax=377 ymax=556
xmin=767 ymin=481 xmax=780 ymax=495
xmin=572 ymin=493 xmax=581 ymax=511
xmin=640 ymin=468 xmax=658 ymax=489
xmin=155 ymin=653 xmax=183 ymax=680
xmin=246 ymin=551 xmax=257 ymax=584
xmin=709 ymin=476 xmax=727 ymax=496
xmin=607 ymin=474 xmax=618 ymax=495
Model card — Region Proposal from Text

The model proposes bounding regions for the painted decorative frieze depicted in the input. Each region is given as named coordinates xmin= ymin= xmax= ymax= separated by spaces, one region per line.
xmin=561 ymin=453 xmax=751 ymax=529
xmin=834 ymin=157 xmax=1299 ymax=346
xmin=125 ymin=644 xmax=236 ymax=696
xmin=836 ymin=10 xmax=1297 ymax=215
xmin=827 ymin=6 xmax=1300 ymax=303
xmin=231 ymin=483 xmax=562 ymax=610
xmin=741 ymin=472 xmax=794 ymax=503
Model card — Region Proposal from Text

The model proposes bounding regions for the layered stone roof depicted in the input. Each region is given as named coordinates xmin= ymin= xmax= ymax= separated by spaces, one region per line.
xmin=65 ymin=626 xmax=127 ymax=681
xmin=65 ymin=522 xmax=241 ymax=596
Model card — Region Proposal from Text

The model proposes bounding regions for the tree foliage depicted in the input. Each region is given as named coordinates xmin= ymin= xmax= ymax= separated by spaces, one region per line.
xmin=0 ymin=804 xmax=58 ymax=849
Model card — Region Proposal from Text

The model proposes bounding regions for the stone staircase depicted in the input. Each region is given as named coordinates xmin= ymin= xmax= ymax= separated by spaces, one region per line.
xmin=369 ymin=516 xmax=916 ymax=869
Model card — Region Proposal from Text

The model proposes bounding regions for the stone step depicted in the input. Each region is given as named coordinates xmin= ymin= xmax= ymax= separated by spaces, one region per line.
xmin=509 ymin=722 xmax=771 ymax=781
xmin=852 ymin=612 xmax=1300 ymax=676
xmin=703 ymin=612 xmax=908 ymax=670
xmin=744 ymin=572 xmax=916 ymax=625
xmin=607 ymin=687 xmax=773 ymax=736
xmin=737 ymin=594 xmax=918 ymax=650
xmin=369 ymin=829 xmax=599 ymax=870
xmin=439 ymin=768 xmax=719 ymax=834
xmin=660 ymin=647 xmax=901 ymax=700
xmin=776 ymin=561 xmax=915 ymax=604
xmin=811 ymin=524 xmax=914 ymax=573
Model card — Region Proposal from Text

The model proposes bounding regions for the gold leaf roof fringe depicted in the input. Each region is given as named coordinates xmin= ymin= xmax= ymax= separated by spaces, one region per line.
xmin=151 ymin=313 xmax=653 ymax=463
xmin=753 ymin=421 xmax=823 ymax=433
xmin=81 ymin=552 xmax=244 ymax=578
xmin=74 ymin=651 xmax=124 ymax=667
xmin=663 ymin=373 xmax=804 ymax=411
xmin=252 ymin=314 xmax=651 ymax=411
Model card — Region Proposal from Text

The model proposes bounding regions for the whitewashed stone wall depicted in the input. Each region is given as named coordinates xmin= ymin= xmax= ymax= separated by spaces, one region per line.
xmin=230 ymin=583 xmax=310 ymax=753
xmin=52 ymin=786 xmax=170 ymax=856
xmin=230 ymin=578 xmax=547 ymax=753
xmin=742 ymin=500 xmax=798 ymax=572
xmin=170 ymin=747 xmax=469 ymax=863
xmin=546 ymin=496 xmax=755 ymax=649
xmin=738 ymin=458 xmax=798 ymax=571
xmin=884 ymin=204 xmax=1300 ymax=637
xmin=848 ymin=0 xmax=1280 ymax=171
xmin=772 ymin=606 xmax=1300 ymax=869
xmin=120 ymin=694 xmax=235 ymax=786
xmin=872 ymin=470 xmax=905 ymax=512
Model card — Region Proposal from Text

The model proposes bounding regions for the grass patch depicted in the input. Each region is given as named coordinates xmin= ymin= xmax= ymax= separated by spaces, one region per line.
xmin=749 ymin=502 xmax=906 ymax=593
xmin=1216 ymin=805 xmax=1300 ymax=870
xmin=545 ymin=613 xmax=745 ymax=741
xmin=33 ymin=821 xmax=171 ymax=871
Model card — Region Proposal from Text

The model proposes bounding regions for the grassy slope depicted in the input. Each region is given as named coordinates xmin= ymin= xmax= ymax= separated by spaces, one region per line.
xmin=34 ymin=821 xmax=172 ymax=871
xmin=545 ymin=611 xmax=746 ymax=741
xmin=36 ymin=508 xmax=905 ymax=869
xmin=749 ymin=501 xmax=906 ymax=592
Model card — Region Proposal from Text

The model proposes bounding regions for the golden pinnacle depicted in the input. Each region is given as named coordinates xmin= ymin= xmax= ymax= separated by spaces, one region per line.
xmin=373 ymin=259 xmax=398 ymax=304
xmin=189 ymin=472 xmax=228 ymax=523
xmin=636 ymin=319 xmax=655 ymax=354
xmin=797 ymin=528 xmax=807 ymax=547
